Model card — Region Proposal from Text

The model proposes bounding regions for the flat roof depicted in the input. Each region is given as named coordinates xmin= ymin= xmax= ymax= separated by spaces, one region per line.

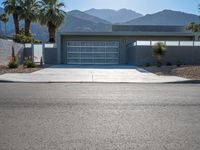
xmin=58 ymin=31 xmax=195 ymax=37
xmin=112 ymin=25 xmax=188 ymax=32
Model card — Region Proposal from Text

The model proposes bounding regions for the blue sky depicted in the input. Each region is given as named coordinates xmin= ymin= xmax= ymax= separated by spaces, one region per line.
xmin=0 ymin=0 xmax=199 ymax=15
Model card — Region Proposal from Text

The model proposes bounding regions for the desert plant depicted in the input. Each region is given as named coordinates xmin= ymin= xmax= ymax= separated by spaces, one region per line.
xmin=187 ymin=22 xmax=200 ymax=32
xmin=8 ymin=59 xmax=18 ymax=68
xmin=39 ymin=0 xmax=66 ymax=43
xmin=13 ymin=29 xmax=41 ymax=43
xmin=176 ymin=60 xmax=182 ymax=67
xmin=8 ymin=46 xmax=18 ymax=68
xmin=144 ymin=63 xmax=151 ymax=67
xmin=166 ymin=62 xmax=172 ymax=66
xmin=40 ymin=56 xmax=43 ymax=66
xmin=153 ymin=42 xmax=166 ymax=67
xmin=24 ymin=57 xmax=36 ymax=68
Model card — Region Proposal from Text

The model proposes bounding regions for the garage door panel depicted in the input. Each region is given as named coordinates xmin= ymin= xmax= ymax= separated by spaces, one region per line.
xmin=106 ymin=53 xmax=119 ymax=58
xmin=94 ymin=59 xmax=106 ymax=64
xmin=66 ymin=41 xmax=119 ymax=64
xmin=68 ymin=59 xmax=81 ymax=64
xmin=67 ymin=53 xmax=80 ymax=58
xmin=106 ymin=59 xmax=118 ymax=64
xmin=81 ymin=53 xmax=93 ymax=58
xmin=68 ymin=47 xmax=80 ymax=53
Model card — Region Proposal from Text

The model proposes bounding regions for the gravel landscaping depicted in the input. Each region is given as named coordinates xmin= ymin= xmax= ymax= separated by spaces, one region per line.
xmin=143 ymin=65 xmax=200 ymax=80
xmin=0 ymin=65 xmax=45 ymax=75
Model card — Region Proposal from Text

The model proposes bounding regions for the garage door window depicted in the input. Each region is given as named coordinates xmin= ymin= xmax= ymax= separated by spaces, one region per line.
xmin=66 ymin=41 xmax=120 ymax=64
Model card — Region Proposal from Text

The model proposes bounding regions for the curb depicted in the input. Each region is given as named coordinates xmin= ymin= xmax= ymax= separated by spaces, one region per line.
xmin=0 ymin=79 xmax=199 ymax=84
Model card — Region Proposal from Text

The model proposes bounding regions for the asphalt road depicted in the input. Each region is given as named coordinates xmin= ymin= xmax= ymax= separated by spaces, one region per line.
xmin=0 ymin=83 xmax=200 ymax=150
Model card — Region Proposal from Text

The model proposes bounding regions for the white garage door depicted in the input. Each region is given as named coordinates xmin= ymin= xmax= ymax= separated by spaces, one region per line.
xmin=66 ymin=41 xmax=120 ymax=64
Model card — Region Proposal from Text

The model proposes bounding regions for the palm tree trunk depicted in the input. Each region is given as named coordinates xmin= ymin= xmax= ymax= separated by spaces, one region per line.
xmin=13 ymin=13 xmax=20 ymax=34
xmin=48 ymin=22 xmax=56 ymax=43
xmin=24 ymin=18 xmax=31 ymax=36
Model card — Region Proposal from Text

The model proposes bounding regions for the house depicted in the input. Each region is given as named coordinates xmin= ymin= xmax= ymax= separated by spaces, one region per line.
xmin=24 ymin=25 xmax=200 ymax=66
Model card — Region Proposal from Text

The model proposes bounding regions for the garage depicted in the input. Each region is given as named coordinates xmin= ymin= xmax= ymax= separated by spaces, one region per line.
xmin=66 ymin=41 xmax=120 ymax=64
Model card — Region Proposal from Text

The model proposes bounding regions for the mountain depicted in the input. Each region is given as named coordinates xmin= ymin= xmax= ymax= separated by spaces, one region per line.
xmin=68 ymin=10 xmax=110 ymax=24
xmin=1 ymin=7 xmax=200 ymax=42
xmin=126 ymin=9 xmax=200 ymax=25
xmin=0 ymin=8 xmax=112 ymax=41
xmin=85 ymin=8 xmax=143 ymax=24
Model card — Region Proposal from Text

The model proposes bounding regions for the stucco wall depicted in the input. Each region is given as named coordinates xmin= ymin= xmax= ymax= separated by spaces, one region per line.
xmin=129 ymin=46 xmax=200 ymax=66
xmin=44 ymin=48 xmax=58 ymax=64
xmin=0 ymin=39 xmax=24 ymax=65
xmin=24 ymin=46 xmax=58 ymax=65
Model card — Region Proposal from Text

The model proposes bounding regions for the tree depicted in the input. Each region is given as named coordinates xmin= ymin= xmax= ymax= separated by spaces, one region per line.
xmin=152 ymin=42 xmax=166 ymax=67
xmin=39 ymin=0 xmax=66 ymax=43
xmin=2 ymin=0 xmax=20 ymax=34
xmin=18 ymin=0 xmax=40 ymax=36
xmin=0 ymin=13 xmax=9 ymax=36
xmin=187 ymin=22 xmax=200 ymax=32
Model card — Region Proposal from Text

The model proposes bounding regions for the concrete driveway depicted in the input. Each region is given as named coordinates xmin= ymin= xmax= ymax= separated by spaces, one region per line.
xmin=0 ymin=65 xmax=189 ymax=83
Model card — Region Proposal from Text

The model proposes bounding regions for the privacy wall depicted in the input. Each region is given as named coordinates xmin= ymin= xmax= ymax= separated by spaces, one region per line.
xmin=0 ymin=39 xmax=24 ymax=65
xmin=128 ymin=41 xmax=200 ymax=66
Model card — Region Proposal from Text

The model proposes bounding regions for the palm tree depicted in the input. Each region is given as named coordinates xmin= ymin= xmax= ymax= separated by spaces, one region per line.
xmin=0 ymin=13 xmax=9 ymax=36
xmin=152 ymin=42 xmax=166 ymax=67
xmin=18 ymin=0 xmax=40 ymax=36
xmin=187 ymin=22 xmax=200 ymax=32
xmin=2 ymin=0 xmax=20 ymax=34
xmin=39 ymin=0 xmax=66 ymax=43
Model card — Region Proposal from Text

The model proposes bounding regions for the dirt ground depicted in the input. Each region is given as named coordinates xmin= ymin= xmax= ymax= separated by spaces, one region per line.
xmin=0 ymin=65 xmax=43 ymax=75
xmin=143 ymin=65 xmax=200 ymax=80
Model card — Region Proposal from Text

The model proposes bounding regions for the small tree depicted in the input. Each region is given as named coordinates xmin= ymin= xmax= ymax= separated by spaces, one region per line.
xmin=153 ymin=42 xmax=166 ymax=67
xmin=8 ymin=46 xmax=18 ymax=68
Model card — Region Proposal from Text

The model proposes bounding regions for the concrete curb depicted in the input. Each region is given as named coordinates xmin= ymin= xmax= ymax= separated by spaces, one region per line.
xmin=0 ymin=79 xmax=199 ymax=84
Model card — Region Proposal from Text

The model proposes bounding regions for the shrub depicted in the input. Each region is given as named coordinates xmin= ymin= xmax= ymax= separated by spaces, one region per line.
xmin=152 ymin=42 xmax=167 ymax=67
xmin=24 ymin=57 xmax=36 ymax=68
xmin=14 ymin=34 xmax=34 ymax=43
xmin=8 ymin=60 xmax=18 ymax=69
xmin=166 ymin=62 xmax=172 ymax=66
xmin=8 ymin=47 xmax=18 ymax=69
xmin=144 ymin=63 xmax=151 ymax=67
xmin=156 ymin=62 xmax=162 ymax=67
xmin=176 ymin=60 xmax=182 ymax=67
xmin=13 ymin=29 xmax=41 ymax=44
xmin=40 ymin=57 xmax=43 ymax=66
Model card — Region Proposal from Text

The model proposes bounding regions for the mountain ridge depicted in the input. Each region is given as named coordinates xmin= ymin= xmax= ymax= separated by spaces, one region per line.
xmin=1 ymin=7 xmax=200 ymax=42
xmin=85 ymin=8 xmax=143 ymax=23
xmin=126 ymin=9 xmax=200 ymax=25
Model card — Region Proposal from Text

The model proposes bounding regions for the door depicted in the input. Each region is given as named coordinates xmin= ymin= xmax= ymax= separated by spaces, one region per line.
xmin=66 ymin=41 xmax=120 ymax=64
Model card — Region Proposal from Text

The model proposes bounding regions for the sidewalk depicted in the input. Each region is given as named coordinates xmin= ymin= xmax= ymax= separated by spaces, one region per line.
xmin=0 ymin=65 xmax=190 ymax=83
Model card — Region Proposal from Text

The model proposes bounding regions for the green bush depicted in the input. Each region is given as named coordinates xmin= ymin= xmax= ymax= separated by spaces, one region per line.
xmin=156 ymin=62 xmax=162 ymax=67
xmin=144 ymin=63 xmax=151 ymax=67
xmin=166 ymin=62 xmax=172 ymax=66
xmin=8 ymin=60 xmax=18 ymax=69
xmin=176 ymin=60 xmax=182 ymax=67
xmin=14 ymin=34 xmax=34 ymax=43
xmin=24 ymin=58 xmax=36 ymax=68
xmin=8 ymin=47 xmax=18 ymax=69
xmin=13 ymin=29 xmax=41 ymax=44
